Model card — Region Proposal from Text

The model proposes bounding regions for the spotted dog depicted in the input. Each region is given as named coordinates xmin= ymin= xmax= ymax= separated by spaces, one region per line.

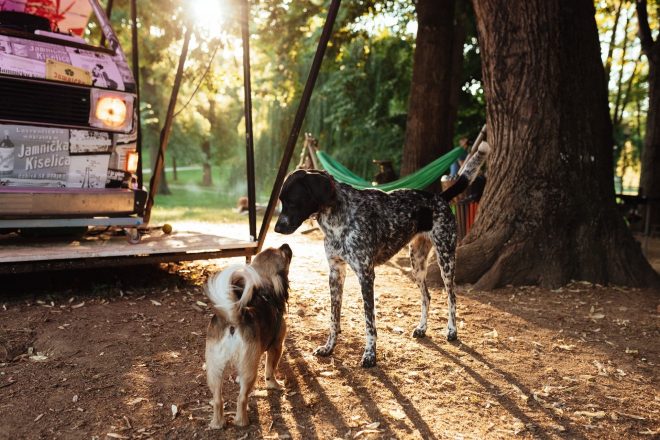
xmin=275 ymin=142 xmax=490 ymax=367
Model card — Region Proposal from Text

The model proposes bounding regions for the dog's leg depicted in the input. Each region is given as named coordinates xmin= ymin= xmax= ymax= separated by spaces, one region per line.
xmin=432 ymin=226 xmax=458 ymax=341
xmin=207 ymin=367 xmax=226 ymax=429
xmin=356 ymin=266 xmax=377 ymax=368
xmin=409 ymin=233 xmax=433 ymax=338
xmin=265 ymin=321 xmax=286 ymax=390
xmin=313 ymin=256 xmax=346 ymax=357
xmin=234 ymin=355 xmax=259 ymax=427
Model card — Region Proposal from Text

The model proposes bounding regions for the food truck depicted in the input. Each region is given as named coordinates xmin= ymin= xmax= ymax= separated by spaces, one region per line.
xmin=0 ymin=0 xmax=144 ymax=235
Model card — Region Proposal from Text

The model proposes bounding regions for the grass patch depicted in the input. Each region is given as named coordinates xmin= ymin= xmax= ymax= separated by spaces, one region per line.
xmin=148 ymin=167 xmax=244 ymax=224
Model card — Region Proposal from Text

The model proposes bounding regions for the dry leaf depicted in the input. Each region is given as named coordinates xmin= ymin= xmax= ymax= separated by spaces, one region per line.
xmin=106 ymin=434 xmax=129 ymax=439
xmin=319 ymin=371 xmax=335 ymax=377
xmin=171 ymin=404 xmax=178 ymax=419
xmin=196 ymin=301 xmax=208 ymax=307
xmin=363 ymin=422 xmax=380 ymax=430
xmin=34 ymin=413 xmax=44 ymax=422
xmin=71 ymin=302 xmax=85 ymax=309
xmin=353 ymin=429 xmax=381 ymax=438
xmin=388 ymin=408 xmax=406 ymax=420
xmin=574 ymin=410 xmax=606 ymax=418
xmin=589 ymin=313 xmax=605 ymax=320
xmin=483 ymin=329 xmax=498 ymax=338
xmin=150 ymin=300 xmax=162 ymax=306
xmin=127 ymin=397 xmax=147 ymax=406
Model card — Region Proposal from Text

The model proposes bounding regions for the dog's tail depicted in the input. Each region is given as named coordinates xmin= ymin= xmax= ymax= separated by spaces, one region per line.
xmin=441 ymin=141 xmax=491 ymax=201
xmin=206 ymin=265 xmax=262 ymax=322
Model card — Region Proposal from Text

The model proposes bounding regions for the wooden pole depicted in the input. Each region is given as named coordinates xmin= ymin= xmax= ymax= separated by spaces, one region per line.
xmin=457 ymin=124 xmax=487 ymax=174
xmin=241 ymin=0 xmax=257 ymax=242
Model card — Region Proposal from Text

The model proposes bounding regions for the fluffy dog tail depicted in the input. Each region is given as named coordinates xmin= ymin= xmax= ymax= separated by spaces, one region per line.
xmin=441 ymin=141 xmax=491 ymax=201
xmin=206 ymin=265 xmax=262 ymax=323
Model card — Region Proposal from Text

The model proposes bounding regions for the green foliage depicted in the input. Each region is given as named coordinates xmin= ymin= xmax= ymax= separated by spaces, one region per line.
xmin=595 ymin=0 xmax=654 ymax=189
xmin=308 ymin=34 xmax=413 ymax=177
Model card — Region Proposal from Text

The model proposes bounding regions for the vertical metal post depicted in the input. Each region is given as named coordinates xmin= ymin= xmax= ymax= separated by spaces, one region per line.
xmin=256 ymin=0 xmax=342 ymax=251
xmin=241 ymin=0 xmax=257 ymax=241
xmin=99 ymin=0 xmax=114 ymax=47
xmin=130 ymin=0 xmax=143 ymax=189
xmin=143 ymin=23 xmax=193 ymax=225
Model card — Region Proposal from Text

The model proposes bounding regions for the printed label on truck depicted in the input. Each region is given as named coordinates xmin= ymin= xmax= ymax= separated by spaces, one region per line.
xmin=45 ymin=59 xmax=92 ymax=86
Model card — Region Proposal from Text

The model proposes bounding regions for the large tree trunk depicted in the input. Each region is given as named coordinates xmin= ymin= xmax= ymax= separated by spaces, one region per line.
xmin=454 ymin=0 xmax=658 ymax=289
xmin=400 ymin=0 xmax=464 ymax=186
xmin=636 ymin=0 xmax=660 ymax=236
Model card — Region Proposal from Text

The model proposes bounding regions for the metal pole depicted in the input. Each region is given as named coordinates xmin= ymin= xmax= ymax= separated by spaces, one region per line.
xmin=130 ymin=0 xmax=144 ymax=190
xmin=143 ymin=23 xmax=193 ymax=225
xmin=241 ymin=0 xmax=257 ymax=241
xmin=256 ymin=0 xmax=342 ymax=251
xmin=100 ymin=0 xmax=114 ymax=47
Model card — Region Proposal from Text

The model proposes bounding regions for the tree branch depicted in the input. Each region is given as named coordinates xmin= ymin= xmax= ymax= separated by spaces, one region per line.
xmin=635 ymin=0 xmax=655 ymax=54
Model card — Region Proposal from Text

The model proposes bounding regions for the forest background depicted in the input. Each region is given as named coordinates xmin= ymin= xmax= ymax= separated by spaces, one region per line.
xmin=94 ymin=0 xmax=653 ymax=209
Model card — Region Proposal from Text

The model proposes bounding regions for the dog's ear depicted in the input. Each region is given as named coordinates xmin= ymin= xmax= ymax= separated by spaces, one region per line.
xmin=303 ymin=171 xmax=336 ymax=207
xmin=279 ymin=243 xmax=293 ymax=263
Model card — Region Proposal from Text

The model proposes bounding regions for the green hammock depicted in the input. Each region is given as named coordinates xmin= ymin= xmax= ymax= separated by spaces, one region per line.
xmin=315 ymin=146 xmax=464 ymax=191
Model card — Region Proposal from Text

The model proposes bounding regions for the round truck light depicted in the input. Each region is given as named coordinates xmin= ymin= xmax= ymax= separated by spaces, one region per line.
xmin=95 ymin=96 xmax=128 ymax=128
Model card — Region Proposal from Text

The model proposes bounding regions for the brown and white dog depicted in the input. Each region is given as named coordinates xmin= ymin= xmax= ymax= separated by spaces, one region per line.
xmin=205 ymin=244 xmax=292 ymax=428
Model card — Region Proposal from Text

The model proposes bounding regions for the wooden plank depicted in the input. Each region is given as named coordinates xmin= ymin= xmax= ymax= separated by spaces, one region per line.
xmin=0 ymin=248 xmax=257 ymax=275
xmin=0 ymin=229 xmax=257 ymax=263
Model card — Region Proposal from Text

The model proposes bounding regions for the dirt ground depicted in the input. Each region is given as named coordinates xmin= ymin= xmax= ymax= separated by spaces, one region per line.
xmin=1 ymin=224 xmax=659 ymax=440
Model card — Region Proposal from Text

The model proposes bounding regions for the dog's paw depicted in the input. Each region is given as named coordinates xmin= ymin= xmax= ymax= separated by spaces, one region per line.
xmin=446 ymin=327 xmax=458 ymax=341
xmin=360 ymin=351 xmax=376 ymax=368
xmin=209 ymin=417 xmax=226 ymax=430
xmin=412 ymin=327 xmax=426 ymax=338
xmin=266 ymin=378 xmax=283 ymax=390
xmin=313 ymin=345 xmax=333 ymax=357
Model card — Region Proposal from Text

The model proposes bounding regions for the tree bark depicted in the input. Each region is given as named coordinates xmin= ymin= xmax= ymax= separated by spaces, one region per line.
xmin=604 ymin=0 xmax=624 ymax=83
xmin=150 ymin=138 xmax=171 ymax=195
xmin=452 ymin=0 xmax=658 ymax=289
xmin=635 ymin=0 xmax=660 ymax=234
xmin=201 ymin=98 xmax=215 ymax=187
xmin=172 ymin=156 xmax=178 ymax=181
xmin=612 ymin=7 xmax=631 ymax=126
xmin=400 ymin=0 xmax=464 ymax=188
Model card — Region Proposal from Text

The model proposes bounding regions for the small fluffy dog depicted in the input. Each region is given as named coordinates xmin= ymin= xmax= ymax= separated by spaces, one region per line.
xmin=205 ymin=244 xmax=292 ymax=428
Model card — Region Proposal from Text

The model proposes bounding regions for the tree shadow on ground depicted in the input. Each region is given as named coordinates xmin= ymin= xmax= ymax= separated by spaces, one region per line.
xmin=417 ymin=338 xmax=584 ymax=440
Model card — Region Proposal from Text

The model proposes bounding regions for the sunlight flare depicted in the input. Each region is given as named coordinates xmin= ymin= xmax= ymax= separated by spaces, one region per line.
xmin=190 ymin=0 xmax=233 ymax=37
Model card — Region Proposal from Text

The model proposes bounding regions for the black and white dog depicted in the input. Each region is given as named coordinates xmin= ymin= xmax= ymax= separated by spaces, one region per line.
xmin=274 ymin=143 xmax=490 ymax=367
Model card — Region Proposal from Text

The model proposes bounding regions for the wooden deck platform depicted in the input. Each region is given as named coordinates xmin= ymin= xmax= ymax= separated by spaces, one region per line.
xmin=0 ymin=227 xmax=258 ymax=273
